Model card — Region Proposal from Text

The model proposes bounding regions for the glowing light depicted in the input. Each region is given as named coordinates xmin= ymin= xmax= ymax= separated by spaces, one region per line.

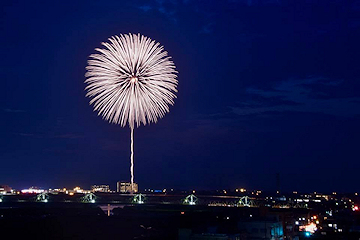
xmin=305 ymin=223 xmax=317 ymax=233
xmin=85 ymin=33 xmax=178 ymax=191
xmin=130 ymin=76 xmax=138 ymax=83
xmin=133 ymin=193 xmax=145 ymax=204
xmin=353 ymin=205 xmax=359 ymax=211
xmin=184 ymin=194 xmax=197 ymax=205
xmin=21 ymin=188 xmax=44 ymax=194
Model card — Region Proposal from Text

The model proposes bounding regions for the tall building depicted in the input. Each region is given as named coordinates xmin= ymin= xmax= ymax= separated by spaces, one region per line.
xmin=117 ymin=182 xmax=138 ymax=193
xmin=91 ymin=185 xmax=110 ymax=193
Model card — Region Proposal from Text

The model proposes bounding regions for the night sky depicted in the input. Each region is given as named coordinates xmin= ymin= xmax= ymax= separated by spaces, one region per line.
xmin=2 ymin=0 xmax=360 ymax=192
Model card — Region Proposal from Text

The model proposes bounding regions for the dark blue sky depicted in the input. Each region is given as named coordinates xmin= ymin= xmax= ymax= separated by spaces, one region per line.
xmin=2 ymin=0 xmax=360 ymax=192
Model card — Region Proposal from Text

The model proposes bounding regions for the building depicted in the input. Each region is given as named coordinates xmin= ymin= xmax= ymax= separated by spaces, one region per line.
xmin=0 ymin=185 xmax=12 ymax=194
xmin=91 ymin=185 xmax=110 ymax=193
xmin=237 ymin=218 xmax=284 ymax=240
xmin=117 ymin=182 xmax=138 ymax=193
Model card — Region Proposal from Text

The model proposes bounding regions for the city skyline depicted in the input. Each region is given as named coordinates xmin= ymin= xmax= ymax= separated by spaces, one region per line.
xmin=2 ymin=1 xmax=360 ymax=192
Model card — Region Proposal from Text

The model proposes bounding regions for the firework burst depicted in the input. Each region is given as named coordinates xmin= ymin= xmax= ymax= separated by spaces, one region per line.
xmin=85 ymin=33 xmax=178 ymax=191
xmin=85 ymin=33 xmax=178 ymax=129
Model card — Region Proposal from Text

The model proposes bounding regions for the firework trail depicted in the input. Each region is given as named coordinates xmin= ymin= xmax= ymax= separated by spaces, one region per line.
xmin=85 ymin=33 xmax=178 ymax=192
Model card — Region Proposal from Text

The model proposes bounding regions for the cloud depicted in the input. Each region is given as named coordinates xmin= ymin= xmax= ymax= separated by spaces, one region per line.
xmin=14 ymin=133 xmax=35 ymax=137
xmin=232 ymin=77 xmax=360 ymax=117
xmin=13 ymin=132 xmax=83 ymax=139
xmin=52 ymin=134 xmax=83 ymax=139
xmin=228 ymin=0 xmax=281 ymax=6
xmin=137 ymin=0 xmax=177 ymax=22
xmin=3 ymin=108 xmax=26 ymax=113
xmin=138 ymin=5 xmax=152 ymax=12
xmin=199 ymin=23 xmax=214 ymax=34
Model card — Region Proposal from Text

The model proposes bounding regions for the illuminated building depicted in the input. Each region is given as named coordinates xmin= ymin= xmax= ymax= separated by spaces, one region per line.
xmin=0 ymin=185 xmax=12 ymax=194
xmin=21 ymin=187 xmax=44 ymax=194
xmin=91 ymin=185 xmax=110 ymax=192
xmin=117 ymin=181 xmax=138 ymax=193
xmin=73 ymin=186 xmax=85 ymax=193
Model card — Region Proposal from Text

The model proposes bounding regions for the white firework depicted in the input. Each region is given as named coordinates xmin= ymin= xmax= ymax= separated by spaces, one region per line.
xmin=85 ymin=33 xmax=178 ymax=191
xmin=85 ymin=33 xmax=178 ymax=129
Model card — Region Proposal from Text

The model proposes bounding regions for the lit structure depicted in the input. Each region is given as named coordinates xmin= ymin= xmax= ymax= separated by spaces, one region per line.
xmin=237 ymin=196 xmax=254 ymax=207
xmin=299 ymin=223 xmax=317 ymax=237
xmin=184 ymin=194 xmax=197 ymax=205
xmin=133 ymin=193 xmax=145 ymax=204
xmin=21 ymin=187 xmax=44 ymax=194
xmin=73 ymin=186 xmax=86 ymax=193
xmin=36 ymin=192 xmax=49 ymax=203
xmin=85 ymin=33 xmax=178 ymax=193
xmin=81 ymin=193 xmax=96 ymax=203
xmin=117 ymin=182 xmax=138 ymax=193
xmin=91 ymin=185 xmax=110 ymax=193
xmin=0 ymin=185 xmax=12 ymax=194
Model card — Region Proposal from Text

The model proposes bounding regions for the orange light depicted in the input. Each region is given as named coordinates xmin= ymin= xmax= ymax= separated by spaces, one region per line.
xmin=313 ymin=216 xmax=317 ymax=219
xmin=181 ymin=212 xmax=185 ymax=215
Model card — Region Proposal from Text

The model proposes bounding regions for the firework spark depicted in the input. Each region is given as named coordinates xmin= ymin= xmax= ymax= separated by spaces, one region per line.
xmin=85 ymin=33 xmax=178 ymax=191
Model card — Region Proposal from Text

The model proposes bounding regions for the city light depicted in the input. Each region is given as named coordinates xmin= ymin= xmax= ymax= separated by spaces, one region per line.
xmin=305 ymin=223 xmax=317 ymax=233
xmin=21 ymin=188 xmax=44 ymax=194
